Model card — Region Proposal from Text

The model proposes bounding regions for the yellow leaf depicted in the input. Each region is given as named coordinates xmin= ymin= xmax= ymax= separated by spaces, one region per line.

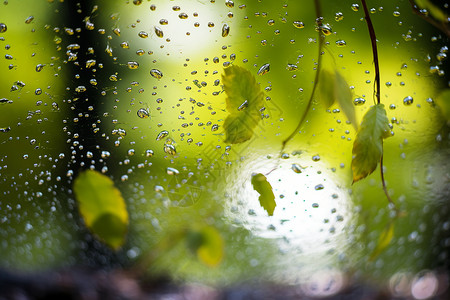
xmin=251 ymin=173 xmax=276 ymax=216
xmin=351 ymin=104 xmax=391 ymax=183
xmin=222 ymin=65 xmax=265 ymax=144
xmin=187 ymin=226 xmax=224 ymax=267
xmin=318 ymin=69 xmax=357 ymax=129
xmin=369 ymin=222 xmax=394 ymax=261
xmin=73 ymin=170 xmax=129 ymax=249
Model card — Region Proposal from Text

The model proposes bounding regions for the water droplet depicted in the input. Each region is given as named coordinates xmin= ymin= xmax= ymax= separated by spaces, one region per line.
xmin=156 ymin=130 xmax=169 ymax=141
xmin=133 ymin=0 xmax=143 ymax=5
xmin=225 ymin=0 xmax=234 ymax=8
xmin=403 ymin=96 xmax=413 ymax=105
xmin=393 ymin=11 xmax=400 ymax=17
xmin=85 ymin=59 xmax=96 ymax=68
xmin=222 ymin=23 xmax=230 ymax=37
xmin=0 ymin=23 xmax=7 ymax=33
xmin=257 ymin=63 xmax=270 ymax=75
xmin=138 ymin=31 xmax=148 ymax=38
xmin=315 ymin=184 xmax=324 ymax=190
xmin=178 ymin=12 xmax=188 ymax=19
xmin=237 ymin=100 xmax=248 ymax=111
xmin=154 ymin=26 xmax=164 ymax=38
xmin=75 ymin=86 xmax=86 ymax=93
xmin=113 ymin=28 xmax=120 ymax=36
xmin=351 ymin=4 xmax=359 ymax=11
xmin=353 ymin=97 xmax=365 ymax=105
xmin=127 ymin=61 xmax=139 ymax=69
xmin=137 ymin=108 xmax=149 ymax=119
xmin=293 ymin=21 xmax=304 ymax=28
xmin=207 ymin=22 xmax=215 ymax=28
xmin=286 ymin=64 xmax=298 ymax=71
xmin=312 ymin=203 xmax=319 ymax=208
xmin=291 ymin=163 xmax=302 ymax=173
xmin=167 ymin=167 xmax=180 ymax=175
xmin=267 ymin=19 xmax=275 ymax=26
xmin=35 ymin=64 xmax=45 ymax=72
xmin=320 ymin=23 xmax=332 ymax=35
xmin=150 ymin=69 xmax=163 ymax=79
xmin=335 ymin=40 xmax=346 ymax=47
xmin=312 ymin=155 xmax=321 ymax=161
xmin=211 ymin=124 xmax=219 ymax=131
xmin=145 ymin=149 xmax=154 ymax=157
xmin=437 ymin=52 xmax=447 ymax=61
xmin=25 ymin=16 xmax=34 ymax=24
xmin=164 ymin=143 xmax=177 ymax=155
xmin=335 ymin=12 xmax=344 ymax=21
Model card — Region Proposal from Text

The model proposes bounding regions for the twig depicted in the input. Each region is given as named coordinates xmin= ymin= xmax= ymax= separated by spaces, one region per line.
xmin=280 ymin=0 xmax=324 ymax=152
xmin=361 ymin=0 xmax=396 ymax=210
xmin=361 ymin=0 xmax=380 ymax=105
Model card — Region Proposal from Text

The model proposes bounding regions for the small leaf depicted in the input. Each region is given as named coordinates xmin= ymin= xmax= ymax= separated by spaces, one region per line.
xmin=222 ymin=65 xmax=264 ymax=144
xmin=251 ymin=173 xmax=276 ymax=216
xmin=318 ymin=69 xmax=357 ymax=129
xmin=187 ymin=226 xmax=224 ymax=267
xmin=318 ymin=70 xmax=336 ymax=108
xmin=351 ymin=104 xmax=391 ymax=183
xmin=73 ymin=170 xmax=129 ymax=249
xmin=369 ymin=221 xmax=394 ymax=261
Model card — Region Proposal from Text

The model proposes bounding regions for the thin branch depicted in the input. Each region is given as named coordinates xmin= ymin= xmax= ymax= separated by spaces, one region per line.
xmin=281 ymin=0 xmax=324 ymax=152
xmin=361 ymin=0 xmax=397 ymax=210
xmin=361 ymin=0 xmax=380 ymax=105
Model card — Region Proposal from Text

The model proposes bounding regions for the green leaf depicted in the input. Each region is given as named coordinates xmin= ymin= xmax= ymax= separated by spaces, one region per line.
xmin=318 ymin=69 xmax=357 ymax=129
xmin=73 ymin=170 xmax=129 ymax=249
xmin=222 ymin=65 xmax=264 ymax=144
xmin=251 ymin=173 xmax=276 ymax=216
xmin=369 ymin=221 xmax=395 ymax=261
xmin=351 ymin=104 xmax=391 ymax=183
xmin=187 ymin=226 xmax=224 ymax=267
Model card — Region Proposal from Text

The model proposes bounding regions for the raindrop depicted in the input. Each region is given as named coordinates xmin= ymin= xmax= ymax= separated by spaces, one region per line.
xmin=292 ymin=163 xmax=302 ymax=173
xmin=35 ymin=64 xmax=45 ymax=72
xmin=286 ymin=64 xmax=298 ymax=71
xmin=133 ymin=0 xmax=142 ymax=5
xmin=164 ymin=143 xmax=177 ymax=155
xmin=137 ymin=108 xmax=150 ymax=118
xmin=159 ymin=19 xmax=168 ymax=25
xmin=0 ymin=23 xmax=7 ymax=33
xmin=154 ymin=26 xmax=164 ymax=38
xmin=150 ymin=69 xmax=163 ymax=79
xmin=257 ymin=63 xmax=270 ymax=75
xmin=320 ymin=24 xmax=332 ymax=35
xmin=335 ymin=12 xmax=344 ymax=21
xmin=178 ymin=13 xmax=188 ymax=19
xmin=293 ymin=21 xmax=304 ymax=29
xmin=403 ymin=96 xmax=413 ymax=105
xmin=312 ymin=203 xmax=319 ymax=208
xmin=225 ymin=0 xmax=234 ymax=8
xmin=207 ymin=22 xmax=215 ymax=28
xmin=25 ymin=16 xmax=34 ymax=24
xmin=335 ymin=40 xmax=346 ymax=47
xmin=127 ymin=61 xmax=139 ymax=69
xmin=315 ymin=184 xmax=324 ymax=190
xmin=312 ymin=155 xmax=321 ymax=161
xmin=113 ymin=28 xmax=120 ymax=36
xmin=156 ymin=130 xmax=169 ymax=141
xmin=353 ymin=97 xmax=365 ymax=105
xmin=222 ymin=23 xmax=230 ymax=37
xmin=138 ymin=31 xmax=148 ymax=38
xmin=237 ymin=100 xmax=248 ymax=111
xmin=211 ymin=124 xmax=219 ymax=131
xmin=393 ymin=11 xmax=401 ymax=17
xmin=351 ymin=4 xmax=359 ymax=11
xmin=75 ymin=86 xmax=86 ymax=93
xmin=167 ymin=167 xmax=180 ymax=175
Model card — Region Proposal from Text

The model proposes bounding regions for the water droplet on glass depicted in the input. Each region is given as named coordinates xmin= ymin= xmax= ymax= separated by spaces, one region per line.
xmin=286 ymin=64 xmax=298 ymax=71
xmin=150 ymin=69 xmax=163 ymax=79
xmin=353 ymin=97 xmax=365 ymax=105
xmin=222 ymin=23 xmax=230 ymax=37
xmin=156 ymin=130 xmax=169 ymax=141
xmin=403 ymin=96 xmax=413 ymax=105
xmin=127 ymin=61 xmax=139 ymax=69
xmin=351 ymin=4 xmax=359 ymax=11
xmin=154 ymin=26 xmax=164 ymax=38
xmin=167 ymin=167 xmax=180 ymax=175
xmin=335 ymin=40 xmax=346 ymax=47
xmin=0 ymin=23 xmax=7 ymax=33
xmin=293 ymin=21 xmax=304 ymax=29
xmin=257 ymin=63 xmax=270 ymax=75
xmin=335 ymin=12 xmax=344 ymax=21
xmin=138 ymin=31 xmax=148 ymax=38
xmin=137 ymin=108 xmax=150 ymax=118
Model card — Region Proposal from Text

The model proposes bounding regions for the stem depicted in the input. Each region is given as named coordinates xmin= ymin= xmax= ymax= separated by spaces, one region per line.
xmin=361 ymin=0 xmax=380 ymax=105
xmin=361 ymin=0 xmax=397 ymax=210
xmin=281 ymin=0 xmax=324 ymax=152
